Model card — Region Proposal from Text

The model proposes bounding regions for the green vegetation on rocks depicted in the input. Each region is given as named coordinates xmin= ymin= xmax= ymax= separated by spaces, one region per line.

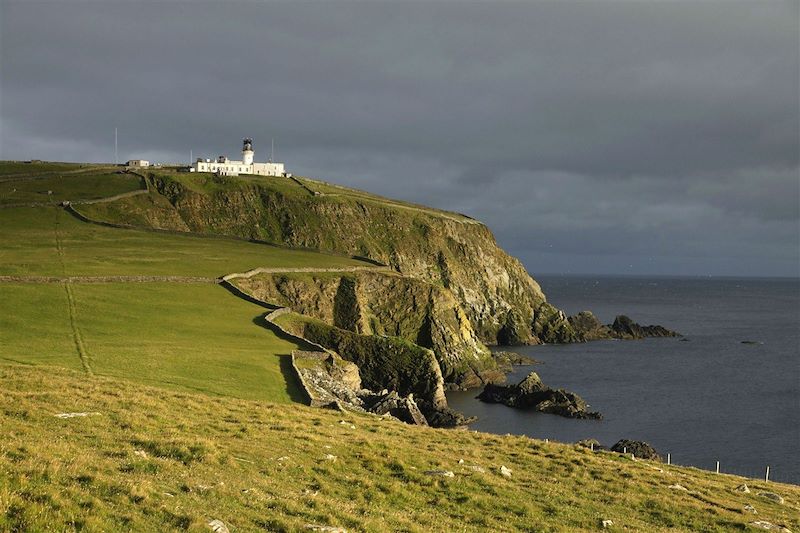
xmin=273 ymin=312 xmax=447 ymax=411
xmin=232 ymin=271 xmax=496 ymax=387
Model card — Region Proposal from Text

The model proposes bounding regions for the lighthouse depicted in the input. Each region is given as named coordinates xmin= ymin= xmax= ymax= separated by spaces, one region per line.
xmin=242 ymin=138 xmax=254 ymax=165
xmin=193 ymin=138 xmax=286 ymax=177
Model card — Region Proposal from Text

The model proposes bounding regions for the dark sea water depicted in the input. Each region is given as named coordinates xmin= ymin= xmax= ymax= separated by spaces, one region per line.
xmin=447 ymin=276 xmax=800 ymax=484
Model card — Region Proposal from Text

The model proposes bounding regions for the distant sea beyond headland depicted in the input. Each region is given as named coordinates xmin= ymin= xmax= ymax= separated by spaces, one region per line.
xmin=448 ymin=275 xmax=800 ymax=484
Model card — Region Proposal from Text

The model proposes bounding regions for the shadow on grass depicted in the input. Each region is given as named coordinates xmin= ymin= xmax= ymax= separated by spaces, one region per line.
xmin=251 ymin=315 xmax=313 ymax=405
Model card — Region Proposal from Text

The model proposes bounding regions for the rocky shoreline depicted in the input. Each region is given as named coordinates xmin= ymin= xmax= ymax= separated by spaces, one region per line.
xmin=477 ymin=371 xmax=602 ymax=419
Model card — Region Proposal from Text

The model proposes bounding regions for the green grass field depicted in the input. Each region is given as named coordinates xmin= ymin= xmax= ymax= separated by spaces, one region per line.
xmin=0 ymin=207 xmax=369 ymax=277
xmin=1 ymin=364 xmax=797 ymax=532
xmin=0 ymin=283 xmax=306 ymax=403
xmin=0 ymin=172 xmax=143 ymax=205
xmin=0 ymin=161 xmax=101 ymax=177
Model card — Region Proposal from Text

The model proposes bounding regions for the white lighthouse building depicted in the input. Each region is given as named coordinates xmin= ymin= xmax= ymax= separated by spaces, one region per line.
xmin=193 ymin=138 xmax=287 ymax=177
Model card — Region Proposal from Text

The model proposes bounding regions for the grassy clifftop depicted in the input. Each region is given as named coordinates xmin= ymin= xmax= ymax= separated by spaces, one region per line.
xmin=78 ymin=171 xmax=559 ymax=347
xmin=2 ymin=363 xmax=798 ymax=532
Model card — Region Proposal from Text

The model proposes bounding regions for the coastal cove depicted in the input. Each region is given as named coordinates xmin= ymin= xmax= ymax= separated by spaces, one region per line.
xmin=447 ymin=275 xmax=800 ymax=485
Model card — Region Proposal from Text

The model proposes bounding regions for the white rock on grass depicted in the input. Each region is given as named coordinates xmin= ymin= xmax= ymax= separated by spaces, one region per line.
xmin=424 ymin=470 xmax=455 ymax=477
xmin=601 ymin=519 xmax=614 ymax=528
xmin=208 ymin=519 xmax=230 ymax=533
xmin=758 ymin=492 xmax=785 ymax=504
xmin=323 ymin=454 xmax=337 ymax=462
xmin=668 ymin=484 xmax=688 ymax=492
xmin=749 ymin=520 xmax=792 ymax=532
xmin=54 ymin=412 xmax=100 ymax=419
xmin=499 ymin=465 xmax=512 ymax=477
xmin=735 ymin=483 xmax=751 ymax=493
xmin=743 ymin=504 xmax=757 ymax=514
xmin=305 ymin=525 xmax=347 ymax=532
xmin=467 ymin=465 xmax=486 ymax=473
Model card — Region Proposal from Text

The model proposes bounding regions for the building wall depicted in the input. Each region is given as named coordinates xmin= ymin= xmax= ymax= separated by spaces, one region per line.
xmin=193 ymin=160 xmax=286 ymax=177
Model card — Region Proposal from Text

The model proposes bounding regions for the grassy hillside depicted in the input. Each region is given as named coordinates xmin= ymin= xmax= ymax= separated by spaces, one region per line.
xmin=0 ymin=172 xmax=142 ymax=206
xmin=0 ymin=207 xmax=368 ymax=277
xmin=2 ymin=364 xmax=798 ymax=532
xmin=0 ymin=283 xmax=306 ymax=403
xmin=3 ymin=162 xmax=795 ymax=531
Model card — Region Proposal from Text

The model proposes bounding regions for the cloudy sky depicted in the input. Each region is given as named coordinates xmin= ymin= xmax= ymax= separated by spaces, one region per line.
xmin=1 ymin=1 xmax=798 ymax=277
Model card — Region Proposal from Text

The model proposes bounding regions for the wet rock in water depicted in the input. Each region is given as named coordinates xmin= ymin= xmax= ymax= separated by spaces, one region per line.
xmin=609 ymin=315 xmax=680 ymax=339
xmin=477 ymin=372 xmax=601 ymax=419
xmin=567 ymin=311 xmax=680 ymax=341
xmin=611 ymin=440 xmax=662 ymax=461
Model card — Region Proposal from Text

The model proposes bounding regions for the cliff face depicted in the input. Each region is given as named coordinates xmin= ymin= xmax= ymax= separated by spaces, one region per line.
xmin=232 ymin=271 xmax=496 ymax=387
xmin=273 ymin=312 xmax=447 ymax=413
xmin=142 ymin=174 xmax=561 ymax=345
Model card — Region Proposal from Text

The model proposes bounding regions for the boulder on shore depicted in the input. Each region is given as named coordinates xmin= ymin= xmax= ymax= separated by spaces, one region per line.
xmin=477 ymin=371 xmax=601 ymax=419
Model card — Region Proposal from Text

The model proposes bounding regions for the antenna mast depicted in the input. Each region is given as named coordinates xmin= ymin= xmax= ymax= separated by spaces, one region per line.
xmin=271 ymin=138 xmax=274 ymax=163
xmin=114 ymin=127 xmax=118 ymax=165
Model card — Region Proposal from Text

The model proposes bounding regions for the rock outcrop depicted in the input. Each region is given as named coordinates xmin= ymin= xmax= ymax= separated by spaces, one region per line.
xmin=611 ymin=439 xmax=662 ymax=461
xmin=232 ymin=271 xmax=495 ymax=387
xmin=477 ymin=372 xmax=601 ymax=419
xmin=291 ymin=350 xmax=469 ymax=427
xmin=568 ymin=311 xmax=681 ymax=341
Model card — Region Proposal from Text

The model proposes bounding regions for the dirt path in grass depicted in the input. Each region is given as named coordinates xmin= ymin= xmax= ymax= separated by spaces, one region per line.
xmin=53 ymin=209 xmax=93 ymax=375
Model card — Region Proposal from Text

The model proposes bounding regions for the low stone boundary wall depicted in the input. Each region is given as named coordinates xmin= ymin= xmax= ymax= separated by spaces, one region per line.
xmin=222 ymin=265 xmax=390 ymax=282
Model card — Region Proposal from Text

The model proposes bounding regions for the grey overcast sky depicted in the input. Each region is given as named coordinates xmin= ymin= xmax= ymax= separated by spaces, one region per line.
xmin=1 ymin=1 xmax=798 ymax=277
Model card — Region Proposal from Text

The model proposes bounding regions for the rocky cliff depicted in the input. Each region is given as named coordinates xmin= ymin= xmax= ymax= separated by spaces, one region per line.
xmin=232 ymin=271 xmax=497 ymax=387
xmin=127 ymin=173 xmax=563 ymax=346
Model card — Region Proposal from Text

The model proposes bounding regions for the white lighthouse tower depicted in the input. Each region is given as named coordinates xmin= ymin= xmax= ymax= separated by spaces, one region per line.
xmin=242 ymin=138 xmax=254 ymax=166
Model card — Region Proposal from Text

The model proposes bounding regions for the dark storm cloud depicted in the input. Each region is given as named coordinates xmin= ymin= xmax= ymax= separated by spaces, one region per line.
xmin=1 ymin=0 xmax=797 ymax=276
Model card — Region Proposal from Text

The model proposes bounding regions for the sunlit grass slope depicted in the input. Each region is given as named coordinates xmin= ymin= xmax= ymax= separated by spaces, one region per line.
xmin=0 ymin=207 xmax=369 ymax=277
xmin=0 ymin=161 xmax=103 ymax=177
xmin=0 ymin=283 xmax=306 ymax=403
xmin=0 ymin=172 xmax=142 ymax=205
xmin=1 ymin=364 xmax=798 ymax=532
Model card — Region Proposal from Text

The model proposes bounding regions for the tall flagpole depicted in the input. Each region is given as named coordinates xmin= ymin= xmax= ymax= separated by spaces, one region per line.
xmin=114 ymin=128 xmax=118 ymax=165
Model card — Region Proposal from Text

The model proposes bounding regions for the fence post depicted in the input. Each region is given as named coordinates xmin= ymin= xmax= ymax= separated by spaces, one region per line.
xmin=623 ymin=447 xmax=627 ymax=454
xmin=667 ymin=453 xmax=671 ymax=465
xmin=590 ymin=442 xmax=594 ymax=452
xmin=765 ymin=466 xmax=770 ymax=482
xmin=715 ymin=461 xmax=720 ymax=474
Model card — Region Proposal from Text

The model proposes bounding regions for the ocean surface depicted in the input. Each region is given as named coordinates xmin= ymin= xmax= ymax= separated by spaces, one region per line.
xmin=447 ymin=276 xmax=800 ymax=484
